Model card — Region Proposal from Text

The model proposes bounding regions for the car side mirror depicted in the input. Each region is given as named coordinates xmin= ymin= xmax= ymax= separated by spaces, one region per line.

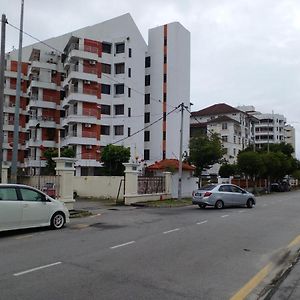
xmin=41 ymin=195 xmax=48 ymax=202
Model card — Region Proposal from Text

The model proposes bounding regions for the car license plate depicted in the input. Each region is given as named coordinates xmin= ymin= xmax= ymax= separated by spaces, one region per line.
xmin=195 ymin=193 xmax=201 ymax=196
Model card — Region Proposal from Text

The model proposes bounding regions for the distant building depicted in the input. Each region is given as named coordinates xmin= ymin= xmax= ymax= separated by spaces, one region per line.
xmin=4 ymin=14 xmax=190 ymax=176
xmin=190 ymin=103 xmax=257 ymax=174
xmin=237 ymin=105 xmax=295 ymax=154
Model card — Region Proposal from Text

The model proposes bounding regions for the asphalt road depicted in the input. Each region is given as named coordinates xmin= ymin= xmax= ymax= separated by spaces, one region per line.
xmin=1 ymin=191 xmax=300 ymax=300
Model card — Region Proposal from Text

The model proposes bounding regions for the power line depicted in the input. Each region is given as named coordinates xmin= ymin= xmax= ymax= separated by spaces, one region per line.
xmin=112 ymin=105 xmax=180 ymax=145
xmin=7 ymin=21 xmax=177 ymax=109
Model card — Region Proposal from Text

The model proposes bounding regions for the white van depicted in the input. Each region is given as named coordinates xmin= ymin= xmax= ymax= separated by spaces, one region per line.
xmin=0 ymin=184 xmax=70 ymax=232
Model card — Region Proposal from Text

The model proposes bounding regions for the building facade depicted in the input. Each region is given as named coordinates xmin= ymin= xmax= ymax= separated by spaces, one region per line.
xmin=4 ymin=14 xmax=190 ymax=176
xmin=190 ymin=103 xmax=256 ymax=172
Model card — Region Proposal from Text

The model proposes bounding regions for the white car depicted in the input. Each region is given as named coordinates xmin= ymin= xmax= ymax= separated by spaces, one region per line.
xmin=0 ymin=184 xmax=70 ymax=232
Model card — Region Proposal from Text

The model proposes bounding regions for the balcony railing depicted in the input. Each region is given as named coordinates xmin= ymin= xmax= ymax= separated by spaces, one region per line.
xmin=66 ymin=43 xmax=99 ymax=56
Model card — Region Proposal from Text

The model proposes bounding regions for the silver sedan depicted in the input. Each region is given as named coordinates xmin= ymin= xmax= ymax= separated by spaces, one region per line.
xmin=192 ymin=184 xmax=256 ymax=209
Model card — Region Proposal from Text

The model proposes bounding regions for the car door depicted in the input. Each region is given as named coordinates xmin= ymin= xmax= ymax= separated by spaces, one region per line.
xmin=19 ymin=187 xmax=50 ymax=228
xmin=218 ymin=185 xmax=234 ymax=206
xmin=0 ymin=186 xmax=22 ymax=231
xmin=230 ymin=185 xmax=246 ymax=206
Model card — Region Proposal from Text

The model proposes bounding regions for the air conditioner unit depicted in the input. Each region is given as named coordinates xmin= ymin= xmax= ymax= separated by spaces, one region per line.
xmin=84 ymin=80 xmax=91 ymax=84
xmin=89 ymin=60 xmax=96 ymax=65
xmin=86 ymin=145 xmax=92 ymax=150
xmin=84 ymin=123 xmax=92 ymax=128
xmin=52 ymin=70 xmax=57 ymax=74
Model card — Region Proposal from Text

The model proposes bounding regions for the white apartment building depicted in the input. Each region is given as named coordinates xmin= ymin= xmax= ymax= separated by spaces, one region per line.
xmin=284 ymin=124 xmax=296 ymax=156
xmin=190 ymin=103 xmax=256 ymax=171
xmin=4 ymin=13 xmax=190 ymax=175
xmin=237 ymin=105 xmax=295 ymax=153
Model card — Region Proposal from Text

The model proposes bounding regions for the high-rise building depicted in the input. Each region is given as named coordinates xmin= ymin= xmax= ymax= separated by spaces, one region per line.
xmin=4 ymin=14 xmax=190 ymax=176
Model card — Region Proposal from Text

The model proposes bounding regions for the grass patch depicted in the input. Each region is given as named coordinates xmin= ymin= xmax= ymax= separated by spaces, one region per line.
xmin=134 ymin=198 xmax=192 ymax=208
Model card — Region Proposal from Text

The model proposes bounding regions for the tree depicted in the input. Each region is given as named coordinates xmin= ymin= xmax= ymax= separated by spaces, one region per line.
xmin=43 ymin=148 xmax=75 ymax=175
xmin=188 ymin=133 xmax=224 ymax=187
xmin=219 ymin=164 xmax=237 ymax=178
xmin=101 ymin=144 xmax=130 ymax=175
xmin=237 ymin=151 xmax=265 ymax=179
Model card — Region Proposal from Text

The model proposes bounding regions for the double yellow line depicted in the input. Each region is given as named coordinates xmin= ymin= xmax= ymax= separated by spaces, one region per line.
xmin=230 ymin=234 xmax=300 ymax=300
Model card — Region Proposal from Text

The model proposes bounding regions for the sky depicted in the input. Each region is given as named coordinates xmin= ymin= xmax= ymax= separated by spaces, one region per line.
xmin=2 ymin=0 xmax=300 ymax=158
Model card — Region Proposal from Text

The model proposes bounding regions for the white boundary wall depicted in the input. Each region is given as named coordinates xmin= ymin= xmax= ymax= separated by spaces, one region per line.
xmin=73 ymin=176 xmax=124 ymax=199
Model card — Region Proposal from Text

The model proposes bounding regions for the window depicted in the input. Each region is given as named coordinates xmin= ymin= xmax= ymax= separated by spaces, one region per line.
xmin=114 ymin=125 xmax=124 ymax=136
xmin=101 ymin=84 xmax=111 ymax=95
xmin=163 ymin=74 xmax=167 ymax=83
xmin=234 ymin=136 xmax=236 ymax=143
xmin=163 ymin=131 xmax=166 ymax=141
xmin=218 ymin=185 xmax=232 ymax=192
xmin=231 ymin=186 xmax=243 ymax=193
xmin=101 ymin=125 xmax=110 ymax=135
xmin=145 ymin=56 xmax=151 ymax=68
xmin=128 ymin=48 xmax=132 ymax=57
xmin=145 ymin=94 xmax=150 ymax=105
xmin=163 ymin=93 xmax=167 ymax=102
xmin=20 ymin=188 xmax=45 ymax=202
xmin=0 ymin=187 xmax=18 ymax=201
xmin=102 ymin=42 xmax=112 ymax=54
xmin=233 ymin=148 xmax=236 ymax=156
xmin=145 ymin=75 xmax=150 ymax=86
xmin=115 ymin=63 xmax=125 ymax=74
xmin=144 ymin=149 xmax=150 ymax=160
xmin=222 ymin=123 xmax=228 ymax=130
xmin=128 ymin=68 xmax=131 ymax=77
xmin=101 ymin=63 xmax=111 ymax=74
xmin=144 ymin=112 xmax=150 ymax=123
xmin=101 ymin=105 xmax=111 ymax=115
xmin=115 ymin=84 xmax=124 ymax=95
xmin=128 ymin=127 xmax=131 ymax=137
xmin=115 ymin=43 xmax=125 ymax=54
xmin=144 ymin=131 xmax=150 ymax=142
xmin=164 ymin=55 xmax=167 ymax=64
xmin=128 ymin=88 xmax=131 ymax=98
xmin=128 ymin=107 xmax=131 ymax=117
xmin=222 ymin=136 xmax=228 ymax=142
xmin=114 ymin=105 xmax=124 ymax=115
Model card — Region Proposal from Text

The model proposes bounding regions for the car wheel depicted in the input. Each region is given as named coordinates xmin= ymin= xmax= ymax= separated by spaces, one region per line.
xmin=198 ymin=204 xmax=206 ymax=209
xmin=51 ymin=212 xmax=65 ymax=229
xmin=246 ymin=199 xmax=254 ymax=208
xmin=215 ymin=200 xmax=224 ymax=209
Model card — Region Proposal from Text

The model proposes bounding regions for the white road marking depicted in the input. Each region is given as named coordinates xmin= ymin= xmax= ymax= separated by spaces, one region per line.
xmin=110 ymin=241 xmax=136 ymax=249
xmin=163 ymin=228 xmax=180 ymax=234
xmin=13 ymin=262 xmax=62 ymax=277
xmin=15 ymin=234 xmax=34 ymax=240
xmin=197 ymin=220 xmax=208 ymax=225
xmin=90 ymin=213 xmax=102 ymax=218
xmin=221 ymin=215 xmax=229 ymax=218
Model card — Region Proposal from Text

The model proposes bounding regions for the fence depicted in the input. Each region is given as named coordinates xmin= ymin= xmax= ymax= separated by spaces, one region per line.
xmin=138 ymin=176 xmax=165 ymax=194
xmin=18 ymin=175 xmax=60 ymax=198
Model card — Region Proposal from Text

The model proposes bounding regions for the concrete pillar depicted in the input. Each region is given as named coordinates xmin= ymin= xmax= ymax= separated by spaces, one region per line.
xmin=53 ymin=157 xmax=76 ymax=210
xmin=163 ymin=171 xmax=172 ymax=194
xmin=1 ymin=164 xmax=9 ymax=183
xmin=123 ymin=163 xmax=139 ymax=196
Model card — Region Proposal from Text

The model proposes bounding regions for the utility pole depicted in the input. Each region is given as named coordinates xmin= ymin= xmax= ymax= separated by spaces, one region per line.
xmin=178 ymin=102 xmax=185 ymax=200
xmin=11 ymin=0 xmax=24 ymax=183
xmin=0 ymin=14 xmax=7 ymax=182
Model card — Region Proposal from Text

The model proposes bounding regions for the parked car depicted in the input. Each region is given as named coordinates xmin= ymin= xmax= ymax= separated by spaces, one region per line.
xmin=271 ymin=181 xmax=291 ymax=192
xmin=192 ymin=184 xmax=256 ymax=209
xmin=0 ymin=184 xmax=69 ymax=232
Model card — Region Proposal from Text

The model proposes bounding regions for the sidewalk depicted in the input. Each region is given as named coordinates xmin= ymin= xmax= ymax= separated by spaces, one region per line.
xmin=270 ymin=258 xmax=300 ymax=299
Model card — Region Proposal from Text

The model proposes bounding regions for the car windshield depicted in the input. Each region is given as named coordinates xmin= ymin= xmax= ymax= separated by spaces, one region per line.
xmin=200 ymin=184 xmax=217 ymax=191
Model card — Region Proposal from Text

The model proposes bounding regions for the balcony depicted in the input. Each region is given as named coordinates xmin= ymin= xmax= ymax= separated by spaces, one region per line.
xmin=62 ymin=109 xmax=100 ymax=127
xmin=24 ymin=158 xmax=47 ymax=168
xmin=27 ymin=76 xmax=58 ymax=91
xmin=26 ymin=116 xmax=57 ymax=129
xmin=62 ymin=65 xmax=98 ymax=88
xmin=62 ymin=86 xmax=98 ymax=107
xmin=61 ymin=131 xmax=100 ymax=147
xmin=27 ymin=96 xmax=57 ymax=110
xmin=64 ymin=43 xmax=99 ymax=65
xmin=26 ymin=139 xmax=56 ymax=148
